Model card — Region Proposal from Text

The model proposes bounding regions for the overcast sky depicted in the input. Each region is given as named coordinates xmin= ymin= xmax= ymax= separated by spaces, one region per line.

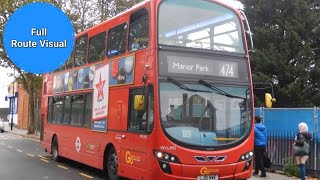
xmin=222 ymin=0 xmax=244 ymax=10
xmin=0 ymin=67 xmax=14 ymax=108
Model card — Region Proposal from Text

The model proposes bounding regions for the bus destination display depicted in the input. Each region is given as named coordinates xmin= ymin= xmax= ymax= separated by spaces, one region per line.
xmin=167 ymin=56 xmax=239 ymax=78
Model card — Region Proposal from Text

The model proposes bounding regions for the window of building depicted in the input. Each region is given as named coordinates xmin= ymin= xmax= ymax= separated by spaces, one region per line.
xmin=128 ymin=86 xmax=154 ymax=133
xmin=107 ymin=23 xmax=127 ymax=58
xmin=74 ymin=35 xmax=88 ymax=67
xmin=52 ymin=97 xmax=64 ymax=124
xmin=70 ymin=95 xmax=84 ymax=126
xmin=62 ymin=96 xmax=71 ymax=124
xmin=48 ymin=97 xmax=53 ymax=123
xmin=83 ymin=93 xmax=92 ymax=127
xmin=88 ymin=32 xmax=106 ymax=63
xmin=128 ymin=8 xmax=149 ymax=51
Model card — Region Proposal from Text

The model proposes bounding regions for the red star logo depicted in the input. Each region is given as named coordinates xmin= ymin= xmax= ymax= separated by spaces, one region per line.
xmin=95 ymin=73 xmax=106 ymax=102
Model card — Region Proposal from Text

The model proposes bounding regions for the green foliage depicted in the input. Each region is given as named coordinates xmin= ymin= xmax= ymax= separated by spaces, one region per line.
xmin=283 ymin=158 xmax=300 ymax=177
xmin=98 ymin=0 xmax=144 ymax=22
xmin=242 ymin=0 xmax=320 ymax=107
xmin=0 ymin=0 xmax=144 ymax=133
xmin=0 ymin=0 xmax=67 ymax=134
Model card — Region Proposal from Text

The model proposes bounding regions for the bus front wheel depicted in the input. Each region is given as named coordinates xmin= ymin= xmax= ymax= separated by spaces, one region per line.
xmin=106 ymin=147 xmax=120 ymax=180
xmin=52 ymin=136 xmax=59 ymax=162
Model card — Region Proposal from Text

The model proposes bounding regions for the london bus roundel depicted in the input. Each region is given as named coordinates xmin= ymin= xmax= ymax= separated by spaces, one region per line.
xmin=75 ymin=137 xmax=81 ymax=152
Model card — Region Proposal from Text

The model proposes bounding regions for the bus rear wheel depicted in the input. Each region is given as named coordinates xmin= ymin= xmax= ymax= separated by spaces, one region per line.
xmin=52 ymin=137 xmax=59 ymax=162
xmin=106 ymin=147 xmax=120 ymax=180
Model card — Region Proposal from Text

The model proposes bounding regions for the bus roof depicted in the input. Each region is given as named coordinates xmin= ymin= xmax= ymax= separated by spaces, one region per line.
xmin=75 ymin=0 xmax=150 ymax=38
xmin=74 ymin=0 xmax=242 ymax=39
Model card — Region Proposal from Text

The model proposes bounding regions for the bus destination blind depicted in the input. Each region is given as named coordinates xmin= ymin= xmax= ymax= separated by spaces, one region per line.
xmin=166 ymin=56 xmax=239 ymax=78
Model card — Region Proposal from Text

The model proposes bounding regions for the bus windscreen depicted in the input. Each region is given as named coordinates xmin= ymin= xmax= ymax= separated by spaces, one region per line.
xmin=158 ymin=0 xmax=245 ymax=54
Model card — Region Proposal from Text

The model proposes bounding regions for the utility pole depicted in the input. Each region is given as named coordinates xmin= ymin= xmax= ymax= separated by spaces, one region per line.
xmin=11 ymin=70 xmax=15 ymax=131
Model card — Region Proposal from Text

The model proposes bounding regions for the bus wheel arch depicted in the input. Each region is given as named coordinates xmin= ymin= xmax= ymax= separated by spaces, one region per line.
xmin=51 ymin=134 xmax=60 ymax=162
xmin=103 ymin=144 xmax=120 ymax=180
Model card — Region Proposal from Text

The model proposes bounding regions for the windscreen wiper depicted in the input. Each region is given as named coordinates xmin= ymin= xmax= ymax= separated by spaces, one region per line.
xmin=198 ymin=79 xmax=245 ymax=99
xmin=167 ymin=77 xmax=210 ymax=93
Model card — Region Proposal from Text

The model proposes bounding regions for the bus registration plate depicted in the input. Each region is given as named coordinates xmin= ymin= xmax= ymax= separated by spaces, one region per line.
xmin=197 ymin=175 xmax=218 ymax=180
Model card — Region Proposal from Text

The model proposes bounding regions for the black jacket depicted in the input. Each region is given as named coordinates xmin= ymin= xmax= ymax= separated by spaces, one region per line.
xmin=294 ymin=132 xmax=312 ymax=156
xmin=295 ymin=132 xmax=312 ymax=146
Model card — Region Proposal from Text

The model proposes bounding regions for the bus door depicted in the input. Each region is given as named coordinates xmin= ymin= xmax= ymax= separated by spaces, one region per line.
xmin=118 ymin=86 xmax=154 ymax=179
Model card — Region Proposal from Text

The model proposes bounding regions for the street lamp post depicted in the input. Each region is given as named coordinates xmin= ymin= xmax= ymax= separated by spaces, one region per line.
xmin=10 ymin=70 xmax=15 ymax=131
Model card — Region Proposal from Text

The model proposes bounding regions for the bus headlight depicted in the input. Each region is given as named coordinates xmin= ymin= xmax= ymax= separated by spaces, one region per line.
xmin=239 ymin=151 xmax=254 ymax=161
xmin=156 ymin=151 xmax=163 ymax=158
xmin=154 ymin=150 xmax=180 ymax=174
xmin=239 ymin=151 xmax=253 ymax=171
xmin=153 ymin=150 xmax=180 ymax=163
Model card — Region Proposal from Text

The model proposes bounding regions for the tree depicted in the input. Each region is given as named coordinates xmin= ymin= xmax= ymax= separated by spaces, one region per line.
xmin=0 ymin=0 xmax=75 ymax=134
xmin=66 ymin=0 xmax=98 ymax=33
xmin=0 ymin=0 xmax=145 ymax=134
xmin=65 ymin=0 xmax=144 ymax=33
xmin=96 ymin=0 xmax=144 ymax=22
xmin=242 ymin=0 xmax=320 ymax=107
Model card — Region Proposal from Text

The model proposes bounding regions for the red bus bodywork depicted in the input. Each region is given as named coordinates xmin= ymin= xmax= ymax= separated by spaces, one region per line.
xmin=40 ymin=0 xmax=254 ymax=179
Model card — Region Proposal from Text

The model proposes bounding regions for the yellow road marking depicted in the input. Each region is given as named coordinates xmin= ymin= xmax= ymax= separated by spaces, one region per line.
xmin=27 ymin=153 xmax=35 ymax=157
xmin=57 ymin=165 xmax=69 ymax=170
xmin=40 ymin=158 xmax=49 ymax=163
xmin=38 ymin=155 xmax=50 ymax=160
xmin=79 ymin=173 xmax=94 ymax=179
xmin=8 ymin=146 xmax=13 ymax=148
xmin=16 ymin=149 xmax=23 ymax=152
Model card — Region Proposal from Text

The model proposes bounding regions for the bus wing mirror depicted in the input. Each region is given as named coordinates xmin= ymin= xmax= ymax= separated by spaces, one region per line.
xmin=134 ymin=95 xmax=145 ymax=111
xmin=265 ymin=93 xmax=276 ymax=108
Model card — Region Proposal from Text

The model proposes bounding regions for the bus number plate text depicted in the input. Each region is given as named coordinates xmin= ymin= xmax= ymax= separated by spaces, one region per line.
xmin=197 ymin=175 xmax=218 ymax=180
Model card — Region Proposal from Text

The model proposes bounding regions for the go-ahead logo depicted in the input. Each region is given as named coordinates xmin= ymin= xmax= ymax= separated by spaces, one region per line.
xmin=200 ymin=167 xmax=219 ymax=175
xmin=125 ymin=151 xmax=141 ymax=164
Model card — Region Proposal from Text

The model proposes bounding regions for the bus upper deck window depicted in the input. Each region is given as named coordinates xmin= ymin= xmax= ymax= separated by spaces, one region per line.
xmin=74 ymin=35 xmax=88 ymax=67
xmin=88 ymin=32 xmax=106 ymax=63
xmin=128 ymin=8 xmax=149 ymax=51
xmin=107 ymin=23 xmax=127 ymax=58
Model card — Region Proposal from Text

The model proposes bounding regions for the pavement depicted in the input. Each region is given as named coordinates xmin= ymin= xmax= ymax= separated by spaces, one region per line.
xmin=249 ymin=172 xmax=298 ymax=180
xmin=3 ymin=122 xmax=40 ymax=141
xmin=2 ymin=122 xmax=305 ymax=180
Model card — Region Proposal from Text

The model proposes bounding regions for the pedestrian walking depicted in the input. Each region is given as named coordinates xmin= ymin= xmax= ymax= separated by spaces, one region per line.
xmin=253 ymin=116 xmax=267 ymax=178
xmin=293 ymin=122 xmax=311 ymax=180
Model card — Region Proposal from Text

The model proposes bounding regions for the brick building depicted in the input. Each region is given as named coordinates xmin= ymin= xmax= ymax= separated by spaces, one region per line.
xmin=17 ymin=84 xmax=29 ymax=129
xmin=7 ymin=82 xmax=41 ymax=130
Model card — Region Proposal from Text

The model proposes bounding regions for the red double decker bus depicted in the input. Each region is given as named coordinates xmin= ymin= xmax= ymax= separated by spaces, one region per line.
xmin=40 ymin=0 xmax=255 ymax=179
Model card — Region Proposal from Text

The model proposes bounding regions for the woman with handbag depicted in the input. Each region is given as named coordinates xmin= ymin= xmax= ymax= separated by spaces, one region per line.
xmin=293 ymin=122 xmax=312 ymax=180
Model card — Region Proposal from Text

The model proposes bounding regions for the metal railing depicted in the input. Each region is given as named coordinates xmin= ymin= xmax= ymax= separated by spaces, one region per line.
xmin=266 ymin=130 xmax=320 ymax=177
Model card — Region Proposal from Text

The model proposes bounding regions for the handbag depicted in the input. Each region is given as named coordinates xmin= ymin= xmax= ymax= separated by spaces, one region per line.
xmin=263 ymin=151 xmax=272 ymax=168
xmin=293 ymin=141 xmax=309 ymax=155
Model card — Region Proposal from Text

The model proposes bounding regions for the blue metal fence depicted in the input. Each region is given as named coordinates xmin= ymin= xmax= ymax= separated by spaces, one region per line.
xmin=255 ymin=107 xmax=319 ymax=139
xmin=266 ymin=130 xmax=319 ymax=177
